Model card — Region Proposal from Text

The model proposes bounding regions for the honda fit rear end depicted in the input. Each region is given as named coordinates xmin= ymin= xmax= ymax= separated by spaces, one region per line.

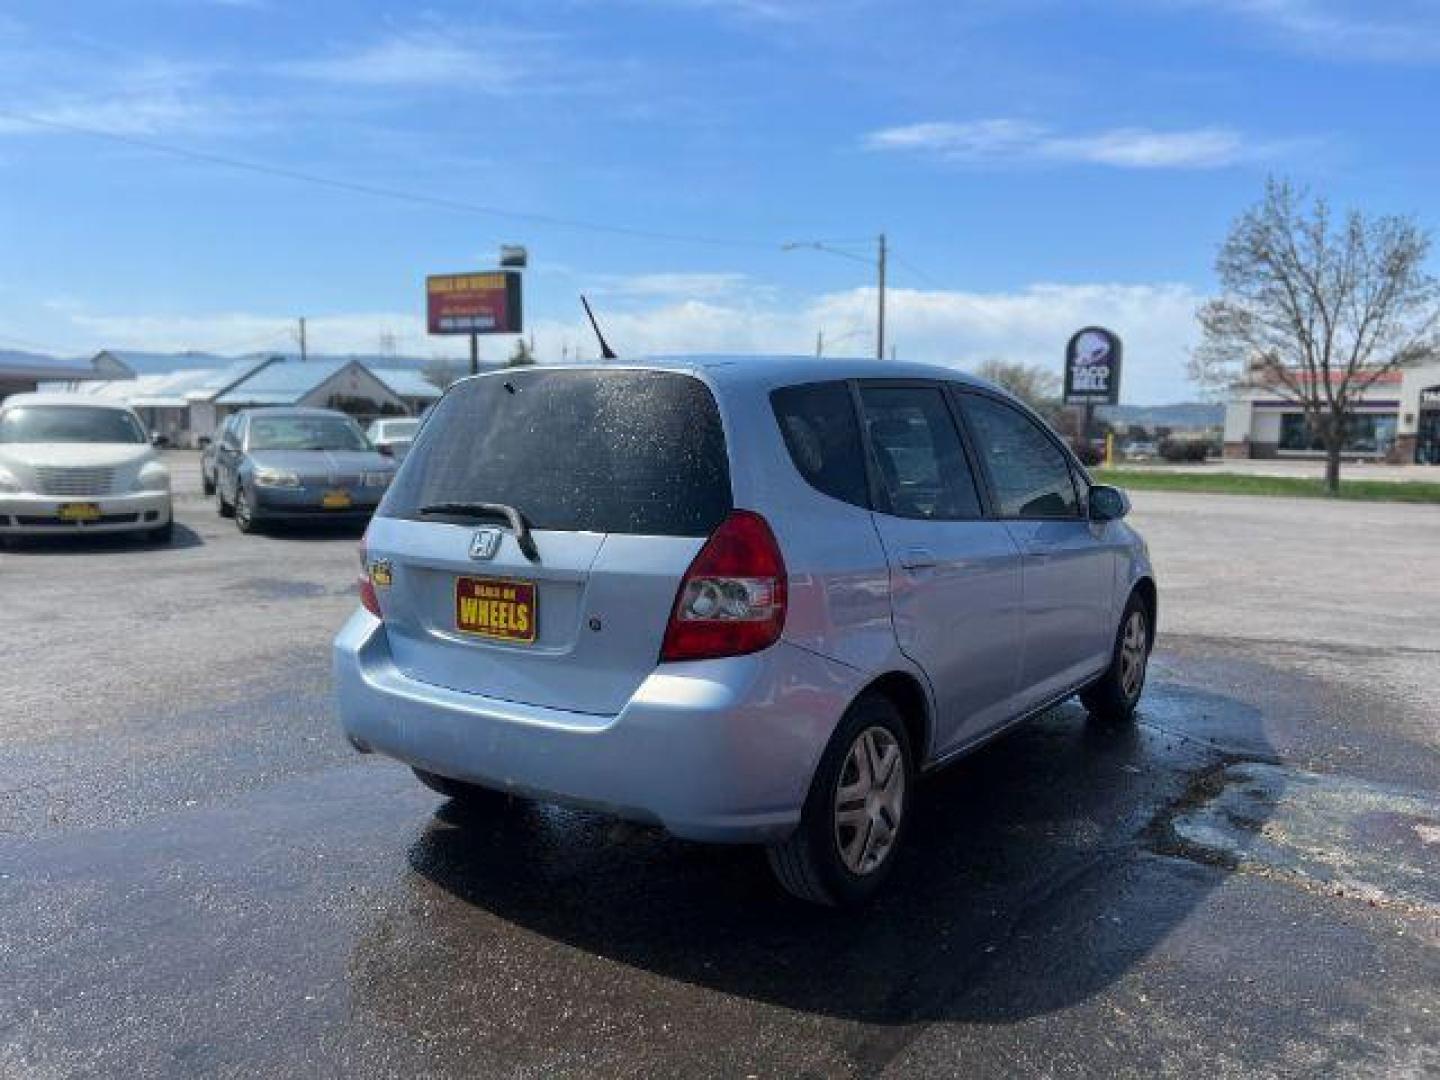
xmin=335 ymin=357 xmax=1156 ymax=906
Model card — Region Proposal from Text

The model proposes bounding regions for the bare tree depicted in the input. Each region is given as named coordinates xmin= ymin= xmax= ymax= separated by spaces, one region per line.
xmin=1192 ymin=179 xmax=1440 ymax=493
xmin=973 ymin=358 xmax=1061 ymax=416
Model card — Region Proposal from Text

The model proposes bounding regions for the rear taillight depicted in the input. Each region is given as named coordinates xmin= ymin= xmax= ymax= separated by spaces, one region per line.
xmin=358 ymin=535 xmax=382 ymax=618
xmin=660 ymin=510 xmax=787 ymax=663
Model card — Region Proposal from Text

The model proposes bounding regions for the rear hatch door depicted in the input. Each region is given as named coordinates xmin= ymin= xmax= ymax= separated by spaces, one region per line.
xmin=368 ymin=368 xmax=732 ymax=715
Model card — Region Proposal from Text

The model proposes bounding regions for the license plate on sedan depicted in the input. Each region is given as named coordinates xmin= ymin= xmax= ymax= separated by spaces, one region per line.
xmin=455 ymin=577 xmax=537 ymax=643
xmin=57 ymin=502 xmax=101 ymax=523
xmin=322 ymin=490 xmax=352 ymax=510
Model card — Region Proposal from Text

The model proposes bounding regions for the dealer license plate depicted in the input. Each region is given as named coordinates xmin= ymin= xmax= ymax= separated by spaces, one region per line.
xmin=455 ymin=577 xmax=537 ymax=643
xmin=57 ymin=502 xmax=102 ymax=523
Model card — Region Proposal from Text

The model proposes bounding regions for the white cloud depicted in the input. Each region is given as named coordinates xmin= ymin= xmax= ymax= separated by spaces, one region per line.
xmin=545 ymin=281 xmax=1206 ymax=402
xmin=280 ymin=30 xmax=540 ymax=91
xmin=865 ymin=118 xmax=1277 ymax=169
xmin=51 ymin=281 xmax=1204 ymax=402
xmin=1168 ymin=0 xmax=1440 ymax=63
xmin=0 ymin=56 xmax=241 ymax=138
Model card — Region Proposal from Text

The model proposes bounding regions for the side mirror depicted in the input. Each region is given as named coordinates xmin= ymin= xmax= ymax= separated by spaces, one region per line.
xmin=1088 ymin=484 xmax=1129 ymax=522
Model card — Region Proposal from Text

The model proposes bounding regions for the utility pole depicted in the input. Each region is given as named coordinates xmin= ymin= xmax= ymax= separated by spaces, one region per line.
xmin=783 ymin=233 xmax=889 ymax=360
xmin=298 ymin=317 xmax=308 ymax=361
xmin=815 ymin=329 xmax=824 ymax=358
xmin=876 ymin=232 xmax=887 ymax=361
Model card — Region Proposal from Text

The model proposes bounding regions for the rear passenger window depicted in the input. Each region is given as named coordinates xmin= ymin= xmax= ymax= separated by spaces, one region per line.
xmin=960 ymin=394 xmax=1080 ymax=518
xmin=770 ymin=382 xmax=869 ymax=508
xmin=859 ymin=386 xmax=982 ymax=520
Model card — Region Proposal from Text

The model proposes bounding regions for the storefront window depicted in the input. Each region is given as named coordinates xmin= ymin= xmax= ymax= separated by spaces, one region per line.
xmin=1278 ymin=413 xmax=1397 ymax=454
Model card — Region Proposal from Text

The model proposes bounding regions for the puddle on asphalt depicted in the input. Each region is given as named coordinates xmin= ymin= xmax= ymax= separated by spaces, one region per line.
xmin=1166 ymin=762 xmax=1440 ymax=915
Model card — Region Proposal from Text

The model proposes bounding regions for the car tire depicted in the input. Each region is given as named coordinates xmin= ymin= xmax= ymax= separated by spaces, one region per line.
xmin=216 ymin=480 xmax=234 ymax=518
xmin=148 ymin=521 xmax=174 ymax=545
xmin=766 ymin=692 xmax=913 ymax=908
xmin=233 ymin=485 xmax=258 ymax=534
xmin=1081 ymin=591 xmax=1151 ymax=724
xmin=412 ymin=767 xmax=512 ymax=808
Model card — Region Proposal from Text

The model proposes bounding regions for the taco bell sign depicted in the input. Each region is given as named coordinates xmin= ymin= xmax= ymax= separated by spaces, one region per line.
xmin=1064 ymin=326 xmax=1123 ymax=406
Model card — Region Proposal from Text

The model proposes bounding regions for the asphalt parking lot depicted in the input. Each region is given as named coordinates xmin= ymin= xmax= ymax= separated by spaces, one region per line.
xmin=2 ymin=479 xmax=1437 ymax=1078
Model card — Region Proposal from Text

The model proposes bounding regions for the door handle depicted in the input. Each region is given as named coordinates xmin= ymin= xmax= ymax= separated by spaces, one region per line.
xmin=899 ymin=547 xmax=938 ymax=571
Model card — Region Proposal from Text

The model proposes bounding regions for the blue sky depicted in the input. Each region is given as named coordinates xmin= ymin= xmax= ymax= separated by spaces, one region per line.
xmin=2 ymin=0 xmax=1437 ymax=402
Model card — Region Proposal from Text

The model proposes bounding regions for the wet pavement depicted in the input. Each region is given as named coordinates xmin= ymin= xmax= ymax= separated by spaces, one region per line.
xmin=1 ymin=492 xmax=1437 ymax=1078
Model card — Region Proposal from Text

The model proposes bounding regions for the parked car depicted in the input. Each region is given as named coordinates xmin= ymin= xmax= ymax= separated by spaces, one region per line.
xmin=334 ymin=358 xmax=1156 ymax=907
xmin=213 ymin=407 xmax=396 ymax=533
xmin=1122 ymin=439 xmax=1159 ymax=460
xmin=0 ymin=393 xmax=173 ymax=543
xmin=199 ymin=417 xmax=237 ymax=496
xmin=365 ymin=417 xmax=421 ymax=461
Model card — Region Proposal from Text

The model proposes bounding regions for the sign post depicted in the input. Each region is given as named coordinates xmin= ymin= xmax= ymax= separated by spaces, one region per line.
xmin=1063 ymin=327 xmax=1123 ymax=452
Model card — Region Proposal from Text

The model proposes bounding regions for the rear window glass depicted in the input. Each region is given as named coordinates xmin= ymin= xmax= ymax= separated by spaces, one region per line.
xmin=382 ymin=369 xmax=731 ymax=536
xmin=770 ymin=382 xmax=869 ymax=508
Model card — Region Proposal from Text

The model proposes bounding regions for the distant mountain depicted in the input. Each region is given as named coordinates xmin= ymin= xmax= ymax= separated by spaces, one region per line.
xmin=1098 ymin=401 xmax=1223 ymax=431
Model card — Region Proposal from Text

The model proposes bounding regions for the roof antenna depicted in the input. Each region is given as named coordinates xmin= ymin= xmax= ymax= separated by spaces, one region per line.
xmin=580 ymin=295 xmax=618 ymax=360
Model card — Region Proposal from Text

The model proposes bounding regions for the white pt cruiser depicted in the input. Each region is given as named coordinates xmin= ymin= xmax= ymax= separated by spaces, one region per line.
xmin=0 ymin=393 xmax=174 ymax=544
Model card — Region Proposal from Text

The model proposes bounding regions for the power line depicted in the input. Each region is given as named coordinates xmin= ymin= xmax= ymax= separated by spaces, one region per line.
xmin=0 ymin=109 xmax=779 ymax=251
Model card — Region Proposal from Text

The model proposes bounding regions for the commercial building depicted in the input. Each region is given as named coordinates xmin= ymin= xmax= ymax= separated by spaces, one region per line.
xmin=1223 ymin=362 xmax=1440 ymax=465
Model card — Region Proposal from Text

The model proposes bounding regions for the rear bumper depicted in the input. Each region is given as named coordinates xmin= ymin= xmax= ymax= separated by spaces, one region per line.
xmin=333 ymin=611 xmax=864 ymax=842
xmin=0 ymin=491 xmax=172 ymax=534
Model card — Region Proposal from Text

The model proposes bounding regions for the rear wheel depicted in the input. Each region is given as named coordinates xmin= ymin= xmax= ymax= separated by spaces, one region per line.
xmin=767 ymin=693 xmax=913 ymax=907
xmin=1081 ymin=592 xmax=1151 ymax=723
xmin=216 ymin=478 xmax=233 ymax=518
xmin=412 ymin=768 xmax=512 ymax=808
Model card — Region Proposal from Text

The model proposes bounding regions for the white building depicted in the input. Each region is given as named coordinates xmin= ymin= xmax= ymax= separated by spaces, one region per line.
xmin=1223 ymin=362 xmax=1440 ymax=465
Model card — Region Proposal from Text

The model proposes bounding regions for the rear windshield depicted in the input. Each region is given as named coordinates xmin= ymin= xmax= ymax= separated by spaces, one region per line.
xmin=382 ymin=369 xmax=732 ymax=536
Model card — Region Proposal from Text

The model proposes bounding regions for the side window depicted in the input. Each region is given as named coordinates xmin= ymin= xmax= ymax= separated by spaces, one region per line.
xmin=859 ymin=385 xmax=982 ymax=520
xmin=960 ymin=394 xmax=1080 ymax=518
xmin=770 ymin=381 xmax=869 ymax=509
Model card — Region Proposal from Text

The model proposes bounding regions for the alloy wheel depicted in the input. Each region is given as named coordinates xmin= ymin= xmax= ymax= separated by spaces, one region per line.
xmin=833 ymin=725 xmax=905 ymax=875
xmin=1120 ymin=610 xmax=1148 ymax=701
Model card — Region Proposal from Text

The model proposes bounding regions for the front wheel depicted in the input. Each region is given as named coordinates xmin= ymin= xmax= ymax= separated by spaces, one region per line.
xmin=234 ymin=485 xmax=258 ymax=534
xmin=766 ymin=693 xmax=913 ymax=907
xmin=148 ymin=521 xmax=174 ymax=545
xmin=1081 ymin=593 xmax=1151 ymax=723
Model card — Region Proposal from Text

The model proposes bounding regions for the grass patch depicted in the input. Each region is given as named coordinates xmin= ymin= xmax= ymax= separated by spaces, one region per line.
xmin=1094 ymin=467 xmax=1440 ymax=504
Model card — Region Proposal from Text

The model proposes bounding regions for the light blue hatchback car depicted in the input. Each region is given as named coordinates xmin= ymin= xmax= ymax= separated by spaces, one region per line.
xmin=334 ymin=356 xmax=1156 ymax=906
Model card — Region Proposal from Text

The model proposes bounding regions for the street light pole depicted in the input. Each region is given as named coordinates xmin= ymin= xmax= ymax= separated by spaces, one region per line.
xmin=783 ymin=233 xmax=889 ymax=359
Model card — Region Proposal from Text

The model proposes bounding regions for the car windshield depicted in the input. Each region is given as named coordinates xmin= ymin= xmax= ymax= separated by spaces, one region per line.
xmin=0 ymin=405 xmax=148 ymax=444
xmin=247 ymin=415 xmax=369 ymax=452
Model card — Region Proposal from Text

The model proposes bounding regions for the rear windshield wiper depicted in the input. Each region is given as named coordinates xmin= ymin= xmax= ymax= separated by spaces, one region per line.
xmin=417 ymin=502 xmax=539 ymax=562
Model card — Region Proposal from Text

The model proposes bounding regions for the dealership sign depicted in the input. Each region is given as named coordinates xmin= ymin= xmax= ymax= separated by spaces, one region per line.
xmin=426 ymin=271 xmax=524 ymax=335
xmin=1064 ymin=326 xmax=1123 ymax=406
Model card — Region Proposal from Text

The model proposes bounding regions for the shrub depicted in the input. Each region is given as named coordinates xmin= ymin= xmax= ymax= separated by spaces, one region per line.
xmin=1159 ymin=438 xmax=1209 ymax=462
